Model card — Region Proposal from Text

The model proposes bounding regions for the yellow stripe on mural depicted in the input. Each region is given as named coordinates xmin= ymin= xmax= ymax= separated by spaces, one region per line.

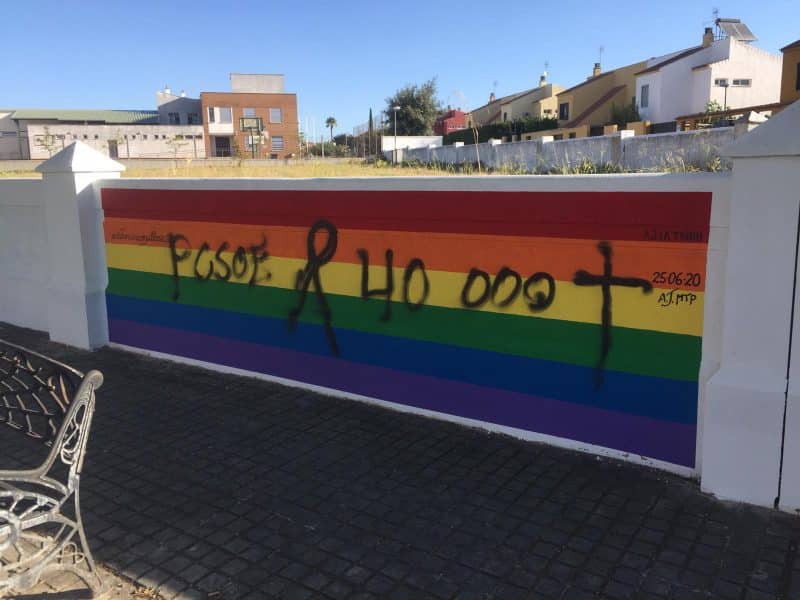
xmin=105 ymin=243 xmax=704 ymax=336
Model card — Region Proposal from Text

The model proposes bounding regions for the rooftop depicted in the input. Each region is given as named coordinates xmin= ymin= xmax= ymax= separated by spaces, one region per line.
xmin=8 ymin=108 xmax=159 ymax=124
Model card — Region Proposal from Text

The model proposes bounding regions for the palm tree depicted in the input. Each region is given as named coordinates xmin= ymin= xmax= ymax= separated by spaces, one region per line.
xmin=325 ymin=116 xmax=337 ymax=142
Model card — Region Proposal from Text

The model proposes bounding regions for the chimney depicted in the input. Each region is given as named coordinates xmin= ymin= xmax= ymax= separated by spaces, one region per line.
xmin=489 ymin=92 xmax=496 ymax=102
xmin=180 ymin=90 xmax=186 ymax=97
xmin=539 ymin=72 xmax=547 ymax=87
xmin=592 ymin=63 xmax=601 ymax=77
xmin=703 ymin=27 xmax=714 ymax=47
xmin=164 ymin=85 xmax=171 ymax=95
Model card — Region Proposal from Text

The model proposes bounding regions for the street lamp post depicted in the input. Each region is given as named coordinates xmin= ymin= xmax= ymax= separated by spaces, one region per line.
xmin=721 ymin=80 xmax=729 ymax=112
xmin=392 ymin=105 xmax=400 ymax=165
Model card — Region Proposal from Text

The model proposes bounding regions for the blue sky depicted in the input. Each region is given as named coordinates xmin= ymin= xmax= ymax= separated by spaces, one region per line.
xmin=3 ymin=1 xmax=798 ymax=138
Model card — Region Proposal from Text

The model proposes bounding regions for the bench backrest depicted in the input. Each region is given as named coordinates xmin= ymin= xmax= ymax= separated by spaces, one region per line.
xmin=0 ymin=340 xmax=103 ymax=488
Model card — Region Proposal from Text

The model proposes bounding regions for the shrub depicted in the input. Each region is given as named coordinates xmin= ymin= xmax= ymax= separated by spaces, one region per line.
xmin=444 ymin=116 xmax=558 ymax=145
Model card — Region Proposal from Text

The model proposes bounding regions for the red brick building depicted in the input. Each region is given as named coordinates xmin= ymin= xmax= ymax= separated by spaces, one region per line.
xmin=433 ymin=109 xmax=467 ymax=136
xmin=201 ymin=74 xmax=299 ymax=159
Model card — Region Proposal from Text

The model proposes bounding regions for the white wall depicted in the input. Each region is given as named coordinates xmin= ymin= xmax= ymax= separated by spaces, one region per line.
xmin=638 ymin=37 xmax=781 ymax=123
xmin=381 ymin=135 xmax=442 ymax=152
xmin=0 ymin=180 xmax=48 ymax=329
xmin=26 ymin=124 xmax=205 ymax=159
xmin=405 ymin=128 xmax=735 ymax=173
xmin=706 ymin=42 xmax=782 ymax=111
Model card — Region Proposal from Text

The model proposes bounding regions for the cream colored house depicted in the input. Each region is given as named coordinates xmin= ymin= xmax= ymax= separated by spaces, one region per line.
xmin=467 ymin=75 xmax=561 ymax=127
xmin=555 ymin=61 xmax=647 ymax=131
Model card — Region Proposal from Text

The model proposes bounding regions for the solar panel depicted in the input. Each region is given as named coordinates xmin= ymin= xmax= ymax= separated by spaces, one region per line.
xmin=717 ymin=18 xmax=756 ymax=42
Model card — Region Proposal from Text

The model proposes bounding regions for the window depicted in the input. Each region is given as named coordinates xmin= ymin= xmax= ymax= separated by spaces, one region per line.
xmin=218 ymin=107 xmax=233 ymax=123
xmin=175 ymin=135 xmax=184 ymax=140
xmin=207 ymin=107 xmax=215 ymax=123
xmin=243 ymin=107 xmax=256 ymax=117
xmin=732 ymin=79 xmax=751 ymax=87
xmin=503 ymin=112 xmax=507 ymax=122
xmin=187 ymin=113 xmax=200 ymax=124
xmin=168 ymin=112 xmax=180 ymax=125
xmin=558 ymin=102 xmax=569 ymax=120
xmin=272 ymin=136 xmax=284 ymax=150
xmin=568 ymin=132 xmax=576 ymax=139
xmin=270 ymin=153 xmax=278 ymax=160
xmin=553 ymin=134 xmax=564 ymax=141
xmin=714 ymin=78 xmax=729 ymax=87
xmin=143 ymin=134 xmax=148 ymax=140
xmin=640 ymin=84 xmax=649 ymax=108
xmin=269 ymin=108 xmax=282 ymax=123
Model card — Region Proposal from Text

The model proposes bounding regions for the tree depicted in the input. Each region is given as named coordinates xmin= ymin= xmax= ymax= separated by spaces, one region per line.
xmin=385 ymin=78 xmax=443 ymax=136
xmin=368 ymin=108 xmax=374 ymax=156
xmin=609 ymin=100 xmax=641 ymax=129
xmin=325 ymin=116 xmax=337 ymax=142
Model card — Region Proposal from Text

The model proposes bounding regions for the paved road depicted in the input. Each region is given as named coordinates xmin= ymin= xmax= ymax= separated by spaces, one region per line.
xmin=1 ymin=322 xmax=799 ymax=599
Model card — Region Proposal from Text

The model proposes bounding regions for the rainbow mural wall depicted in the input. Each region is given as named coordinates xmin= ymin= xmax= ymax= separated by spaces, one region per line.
xmin=102 ymin=188 xmax=711 ymax=469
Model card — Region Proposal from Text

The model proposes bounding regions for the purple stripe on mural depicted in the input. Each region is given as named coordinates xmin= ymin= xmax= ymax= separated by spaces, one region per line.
xmin=109 ymin=319 xmax=697 ymax=467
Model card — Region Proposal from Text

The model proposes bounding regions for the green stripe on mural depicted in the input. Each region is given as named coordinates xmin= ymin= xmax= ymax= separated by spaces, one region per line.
xmin=107 ymin=268 xmax=701 ymax=382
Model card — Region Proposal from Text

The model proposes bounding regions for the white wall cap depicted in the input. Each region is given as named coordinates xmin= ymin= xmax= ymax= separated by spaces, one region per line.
xmin=36 ymin=141 xmax=126 ymax=174
xmin=724 ymin=99 xmax=800 ymax=159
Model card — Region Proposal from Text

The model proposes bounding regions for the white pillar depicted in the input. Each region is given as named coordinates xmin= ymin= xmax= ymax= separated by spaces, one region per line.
xmin=35 ymin=141 xmax=124 ymax=349
xmin=701 ymin=100 xmax=800 ymax=507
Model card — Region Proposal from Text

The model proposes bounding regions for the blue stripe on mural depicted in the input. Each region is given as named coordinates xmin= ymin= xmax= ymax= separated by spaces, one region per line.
xmin=108 ymin=317 xmax=697 ymax=468
xmin=106 ymin=293 xmax=698 ymax=424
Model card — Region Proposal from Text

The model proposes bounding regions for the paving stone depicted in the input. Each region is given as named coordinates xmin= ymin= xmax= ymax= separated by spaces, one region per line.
xmin=1 ymin=321 xmax=799 ymax=600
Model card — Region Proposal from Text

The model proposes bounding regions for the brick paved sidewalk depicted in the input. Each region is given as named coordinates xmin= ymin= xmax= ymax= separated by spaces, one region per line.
xmin=1 ymin=321 xmax=799 ymax=600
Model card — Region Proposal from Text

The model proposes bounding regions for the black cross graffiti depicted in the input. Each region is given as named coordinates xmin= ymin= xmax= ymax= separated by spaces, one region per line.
xmin=573 ymin=241 xmax=653 ymax=388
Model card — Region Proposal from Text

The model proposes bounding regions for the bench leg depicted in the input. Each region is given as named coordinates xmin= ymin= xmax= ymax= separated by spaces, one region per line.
xmin=73 ymin=486 xmax=104 ymax=598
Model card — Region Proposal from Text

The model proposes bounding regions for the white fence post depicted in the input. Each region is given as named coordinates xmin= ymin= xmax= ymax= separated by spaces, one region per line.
xmin=35 ymin=141 xmax=124 ymax=349
xmin=701 ymin=100 xmax=800 ymax=507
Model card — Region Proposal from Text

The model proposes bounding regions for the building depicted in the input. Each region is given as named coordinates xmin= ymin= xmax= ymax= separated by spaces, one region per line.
xmin=433 ymin=108 xmax=467 ymax=136
xmin=467 ymin=73 xmax=562 ymax=128
xmin=635 ymin=19 xmax=782 ymax=127
xmin=0 ymin=106 xmax=205 ymax=160
xmin=555 ymin=60 xmax=647 ymax=132
xmin=200 ymin=74 xmax=299 ymax=159
xmin=780 ymin=39 xmax=800 ymax=105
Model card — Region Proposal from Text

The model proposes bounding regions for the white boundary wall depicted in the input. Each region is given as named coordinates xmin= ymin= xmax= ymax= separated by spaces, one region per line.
xmin=1 ymin=98 xmax=799 ymax=512
xmin=405 ymin=128 xmax=735 ymax=173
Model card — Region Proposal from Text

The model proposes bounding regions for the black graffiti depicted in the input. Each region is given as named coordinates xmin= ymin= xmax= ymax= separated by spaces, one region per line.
xmin=213 ymin=242 xmax=231 ymax=281
xmin=574 ymin=241 xmax=652 ymax=388
xmin=523 ymin=272 xmax=556 ymax=311
xmin=232 ymin=246 xmax=248 ymax=279
xmin=461 ymin=268 xmax=491 ymax=308
xmin=358 ymin=250 xmax=431 ymax=318
xmin=194 ymin=242 xmax=213 ymax=281
xmin=289 ymin=220 xmax=339 ymax=355
xmin=403 ymin=258 xmax=430 ymax=311
xmin=357 ymin=249 xmax=394 ymax=321
xmin=248 ymin=236 xmax=269 ymax=286
xmin=461 ymin=266 xmax=556 ymax=312
xmin=492 ymin=267 xmax=522 ymax=307
xmin=168 ymin=233 xmax=191 ymax=301
xmin=168 ymin=233 xmax=270 ymax=300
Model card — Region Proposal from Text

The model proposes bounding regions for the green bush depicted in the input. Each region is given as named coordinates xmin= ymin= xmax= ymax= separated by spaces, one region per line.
xmin=443 ymin=116 xmax=558 ymax=145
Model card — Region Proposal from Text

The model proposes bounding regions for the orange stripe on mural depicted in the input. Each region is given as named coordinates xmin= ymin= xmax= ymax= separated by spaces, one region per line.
xmin=104 ymin=217 xmax=709 ymax=291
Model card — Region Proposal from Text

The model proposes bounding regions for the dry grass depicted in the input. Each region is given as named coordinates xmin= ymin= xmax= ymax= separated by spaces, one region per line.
xmin=121 ymin=160 xmax=450 ymax=178
xmin=0 ymin=159 xmax=454 ymax=179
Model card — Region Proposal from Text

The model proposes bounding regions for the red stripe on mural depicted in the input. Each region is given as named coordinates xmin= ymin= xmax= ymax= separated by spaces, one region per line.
xmin=101 ymin=188 xmax=712 ymax=242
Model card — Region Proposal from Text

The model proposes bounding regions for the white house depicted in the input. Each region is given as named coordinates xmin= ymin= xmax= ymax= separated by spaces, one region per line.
xmin=635 ymin=19 xmax=782 ymax=125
